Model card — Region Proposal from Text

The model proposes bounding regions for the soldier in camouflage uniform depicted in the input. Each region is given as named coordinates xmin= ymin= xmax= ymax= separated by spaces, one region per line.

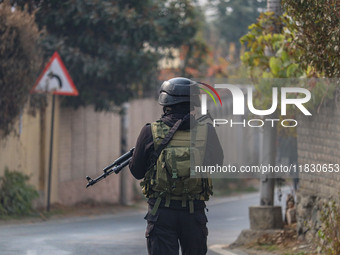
xmin=129 ymin=77 xmax=223 ymax=255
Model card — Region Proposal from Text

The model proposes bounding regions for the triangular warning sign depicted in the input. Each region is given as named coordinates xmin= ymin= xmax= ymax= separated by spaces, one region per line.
xmin=31 ymin=51 xmax=79 ymax=96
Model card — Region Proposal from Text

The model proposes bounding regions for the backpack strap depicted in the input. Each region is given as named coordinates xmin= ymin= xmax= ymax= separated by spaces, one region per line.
xmin=149 ymin=113 xmax=190 ymax=167
xmin=149 ymin=113 xmax=190 ymax=215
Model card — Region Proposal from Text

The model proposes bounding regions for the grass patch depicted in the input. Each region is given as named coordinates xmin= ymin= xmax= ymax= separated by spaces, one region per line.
xmin=259 ymin=244 xmax=279 ymax=251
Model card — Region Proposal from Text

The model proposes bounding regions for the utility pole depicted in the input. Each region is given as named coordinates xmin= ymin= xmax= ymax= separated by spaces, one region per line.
xmin=249 ymin=0 xmax=284 ymax=230
xmin=120 ymin=103 xmax=130 ymax=205
xmin=259 ymin=113 xmax=277 ymax=206
xmin=259 ymin=0 xmax=282 ymax=207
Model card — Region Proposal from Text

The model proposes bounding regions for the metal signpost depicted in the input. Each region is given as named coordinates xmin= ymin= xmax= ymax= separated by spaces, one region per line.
xmin=31 ymin=51 xmax=79 ymax=211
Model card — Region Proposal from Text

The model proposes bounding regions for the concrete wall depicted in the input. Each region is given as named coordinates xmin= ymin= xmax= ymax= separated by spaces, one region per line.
xmin=0 ymin=97 xmax=162 ymax=207
xmin=0 ymin=107 xmax=42 ymax=183
xmin=57 ymin=105 xmax=121 ymax=205
xmin=0 ymin=95 xmax=59 ymax=207
xmin=126 ymin=98 xmax=162 ymax=197
xmin=0 ymin=96 xmax=122 ymax=207
xmin=296 ymin=104 xmax=340 ymax=239
xmin=127 ymin=98 xmax=162 ymax=151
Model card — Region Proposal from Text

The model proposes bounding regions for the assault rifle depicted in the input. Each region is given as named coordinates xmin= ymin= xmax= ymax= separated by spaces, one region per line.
xmin=85 ymin=148 xmax=135 ymax=188
xmin=85 ymin=112 xmax=213 ymax=188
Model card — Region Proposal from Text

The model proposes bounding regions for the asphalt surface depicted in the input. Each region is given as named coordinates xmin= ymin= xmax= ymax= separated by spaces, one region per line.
xmin=0 ymin=188 xmax=293 ymax=255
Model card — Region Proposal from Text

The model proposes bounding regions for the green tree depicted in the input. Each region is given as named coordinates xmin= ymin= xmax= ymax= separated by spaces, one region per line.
xmin=241 ymin=12 xmax=337 ymax=111
xmin=240 ymin=13 xmax=304 ymax=81
xmin=0 ymin=2 xmax=42 ymax=136
xmin=11 ymin=0 xmax=203 ymax=109
xmin=282 ymin=0 xmax=339 ymax=78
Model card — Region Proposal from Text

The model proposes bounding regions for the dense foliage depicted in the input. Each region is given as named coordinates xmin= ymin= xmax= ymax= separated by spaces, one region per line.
xmin=12 ymin=0 xmax=203 ymax=109
xmin=0 ymin=2 xmax=42 ymax=136
xmin=0 ymin=168 xmax=39 ymax=216
xmin=241 ymin=12 xmax=304 ymax=80
xmin=283 ymin=0 xmax=339 ymax=78
xmin=240 ymin=12 xmax=337 ymax=113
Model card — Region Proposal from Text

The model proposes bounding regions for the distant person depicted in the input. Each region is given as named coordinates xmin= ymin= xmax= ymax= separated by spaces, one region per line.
xmin=129 ymin=77 xmax=223 ymax=255
xmin=278 ymin=130 xmax=299 ymax=192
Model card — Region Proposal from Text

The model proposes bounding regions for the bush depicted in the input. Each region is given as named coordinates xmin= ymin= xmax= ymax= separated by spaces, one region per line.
xmin=317 ymin=199 xmax=340 ymax=254
xmin=0 ymin=168 xmax=39 ymax=216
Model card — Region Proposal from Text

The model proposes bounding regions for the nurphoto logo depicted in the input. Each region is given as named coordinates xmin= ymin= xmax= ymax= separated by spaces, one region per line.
xmin=199 ymin=83 xmax=312 ymax=128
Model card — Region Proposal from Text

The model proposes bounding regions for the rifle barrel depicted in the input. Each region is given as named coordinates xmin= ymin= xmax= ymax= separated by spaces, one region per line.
xmin=86 ymin=148 xmax=134 ymax=188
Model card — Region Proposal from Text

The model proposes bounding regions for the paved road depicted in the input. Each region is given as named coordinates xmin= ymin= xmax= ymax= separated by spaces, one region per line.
xmin=0 ymin=188 xmax=292 ymax=255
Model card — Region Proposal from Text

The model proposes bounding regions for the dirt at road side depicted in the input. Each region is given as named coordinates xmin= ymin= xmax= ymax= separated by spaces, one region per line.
xmin=228 ymin=224 xmax=317 ymax=255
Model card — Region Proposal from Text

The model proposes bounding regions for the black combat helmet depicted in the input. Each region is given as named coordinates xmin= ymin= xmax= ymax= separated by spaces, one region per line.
xmin=158 ymin=77 xmax=200 ymax=106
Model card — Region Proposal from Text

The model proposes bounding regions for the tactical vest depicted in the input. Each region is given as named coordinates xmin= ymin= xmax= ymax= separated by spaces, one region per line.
xmin=140 ymin=120 xmax=213 ymax=215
